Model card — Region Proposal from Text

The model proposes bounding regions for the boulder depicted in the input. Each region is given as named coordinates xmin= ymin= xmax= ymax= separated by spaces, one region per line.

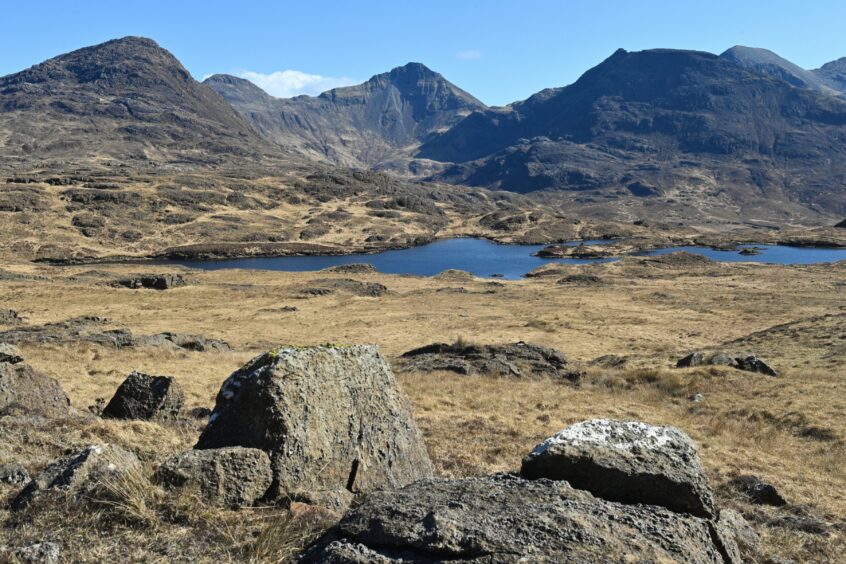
xmin=0 ymin=342 xmax=24 ymax=364
xmin=835 ymin=218 xmax=846 ymax=228
xmin=102 ymin=371 xmax=184 ymax=421
xmin=0 ymin=362 xmax=73 ymax=417
xmin=715 ymin=509 xmax=763 ymax=562
xmin=1 ymin=542 xmax=61 ymax=564
xmin=155 ymin=447 xmax=272 ymax=507
xmin=302 ymin=474 xmax=733 ymax=563
xmin=676 ymin=351 xmax=778 ymax=376
xmin=195 ymin=346 xmax=433 ymax=501
xmin=0 ymin=462 xmax=30 ymax=485
xmin=115 ymin=273 xmax=186 ymax=290
xmin=520 ymin=419 xmax=716 ymax=518
xmin=12 ymin=444 xmax=141 ymax=510
xmin=729 ymin=475 xmax=787 ymax=506
xmin=398 ymin=340 xmax=574 ymax=380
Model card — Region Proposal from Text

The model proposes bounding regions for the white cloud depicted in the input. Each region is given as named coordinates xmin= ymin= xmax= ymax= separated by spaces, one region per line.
xmin=456 ymin=49 xmax=482 ymax=61
xmin=236 ymin=70 xmax=358 ymax=98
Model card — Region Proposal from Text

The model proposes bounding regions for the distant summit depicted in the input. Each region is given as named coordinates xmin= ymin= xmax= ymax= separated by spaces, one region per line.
xmin=720 ymin=45 xmax=837 ymax=93
xmin=205 ymin=62 xmax=486 ymax=167
xmin=0 ymin=36 xmax=265 ymax=164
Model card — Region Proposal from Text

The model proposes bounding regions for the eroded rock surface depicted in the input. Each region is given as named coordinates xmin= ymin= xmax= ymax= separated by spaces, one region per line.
xmin=195 ymin=346 xmax=433 ymax=501
xmin=521 ymin=419 xmax=716 ymax=518
xmin=155 ymin=447 xmax=272 ymax=507
xmin=12 ymin=444 xmax=141 ymax=510
xmin=0 ymin=342 xmax=24 ymax=364
xmin=102 ymin=371 xmax=184 ymax=421
xmin=302 ymin=474 xmax=731 ymax=563
xmin=677 ymin=351 xmax=779 ymax=376
xmin=398 ymin=340 xmax=574 ymax=380
xmin=0 ymin=362 xmax=72 ymax=417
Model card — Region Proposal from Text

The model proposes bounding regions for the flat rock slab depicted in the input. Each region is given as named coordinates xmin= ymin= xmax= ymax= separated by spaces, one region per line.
xmin=195 ymin=345 xmax=433 ymax=500
xmin=521 ymin=419 xmax=716 ymax=518
xmin=398 ymin=341 xmax=573 ymax=380
xmin=0 ymin=362 xmax=72 ymax=417
xmin=13 ymin=444 xmax=140 ymax=510
xmin=155 ymin=447 xmax=272 ymax=507
xmin=302 ymin=474 xmax=732 ymax=563
xmin=102 ymin=371 xmax=184 ymax=421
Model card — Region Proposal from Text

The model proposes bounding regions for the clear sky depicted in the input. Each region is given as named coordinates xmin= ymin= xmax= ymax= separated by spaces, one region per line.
xmin=2 ymin=0 xmax=846 ymax=106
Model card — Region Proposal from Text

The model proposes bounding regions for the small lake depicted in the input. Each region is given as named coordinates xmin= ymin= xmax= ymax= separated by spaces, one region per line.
xmin=171 ymin=238 xmax=846 ymax=280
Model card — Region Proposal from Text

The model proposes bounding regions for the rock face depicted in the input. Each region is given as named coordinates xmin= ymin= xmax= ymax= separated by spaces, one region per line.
xmin=205 ymin=63 xmax=485 ymax=169
xmin=676 ymin=351 xmax=779 ymax=376
xmin=0 ymin=362 xmax=72 ymax=417
xmin=102 ymin=371 xmax=184 ymax=421
xmin=12 ymin=444 xmax=141 ymax=510
xmin=115 ymin=273 xmax=186 ymax=290
xmin=195 ymin=346 xmax=433 ymax=501
xmin=0 ymin=342 xmax=24 ymax=364
xmin=520 ymin=419 xmax=716 ymax=518
xmin=134 ymin=332 xmax=231 ymax=352
xmin=398 ymin=340 xmax=574 ymax=380
xmin=302 ymin=474 xmax=730 ymax=563
xmin=155 ymin=447 xmax=272 ymax=507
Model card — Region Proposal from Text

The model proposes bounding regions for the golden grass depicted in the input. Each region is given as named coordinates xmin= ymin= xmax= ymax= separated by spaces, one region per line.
xmin=1 ymin=256 xmax=844 ymax=561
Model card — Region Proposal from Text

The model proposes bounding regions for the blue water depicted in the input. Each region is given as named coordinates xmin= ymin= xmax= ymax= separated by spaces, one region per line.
xmin=171 ymin=238 xmax=846 ymax=280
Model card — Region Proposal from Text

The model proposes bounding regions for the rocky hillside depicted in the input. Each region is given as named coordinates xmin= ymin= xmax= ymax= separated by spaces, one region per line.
xmin=0 ymin=37 xmax=270 ymax=167
xmin=204 ymin=63 xmax=485 ymax=168
xmin=814 ymin=56 xmax=846 ymax=93
xmin=415 ymin=48 xmax=846 ymax=218
xmin=720 ymin=46 xmax=839 ymax=94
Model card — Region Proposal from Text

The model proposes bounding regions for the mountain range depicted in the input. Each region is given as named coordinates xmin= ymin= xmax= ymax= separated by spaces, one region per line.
xmin=1 ymin=36 xmax=846 ymax=222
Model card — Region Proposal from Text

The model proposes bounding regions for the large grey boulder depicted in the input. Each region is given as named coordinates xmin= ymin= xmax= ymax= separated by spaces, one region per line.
xmin=101 ymin=371 xmax=184 ymax=421
xmin=301 ymin=474 xmax=734 ymax=563
xmin=0 ymin=362 xmax=72 ymax=417
xmin=195 ymin=345 xmax=433 ymax=501
xmin=155 ymin=447 xmax=272 ymax=507
xmin=715 ymin=509 xmax=763 ymax=563
xmin=0 ymin=342 xmax=24 ymax=364
xmin=12 ymin=444 xmax=141 ymax=510
xmin=521 ymin=419 xmax=716 ymax=518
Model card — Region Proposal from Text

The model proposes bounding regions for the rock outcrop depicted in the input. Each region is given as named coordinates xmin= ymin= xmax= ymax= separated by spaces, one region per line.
xmin=114 ymin=273 xmax=187 ymax=290
xmin=155 ymin=447 xmax=272 ymax=507
xmin=0 ymin=362 xmax=72 ymax=417
xmin=0 ymin=462 xmax=30 ymax=485
xmin=520 ymin=419 xmax=716 ymax=518
xmin=677 ymin=351 xmax=779 ymax=376
xmin=398 ymin=340 xmax=575 ymax=380
xmin=0 ymin=309 xmax=22 ymax=325
xmin=102 ymin=371 xmax=185 ymax=421
xmin=12 ymin=444 xmax=141 ymax=510
xmin=0 ymin=342 xmax=24 ymax=364
xmin=728 ymin=475 xmax=787 ymax=506
xmin=302 ymin=474 xmax=732 ymax=563
xmin=195 ymin=346 xmax=433 ymax=502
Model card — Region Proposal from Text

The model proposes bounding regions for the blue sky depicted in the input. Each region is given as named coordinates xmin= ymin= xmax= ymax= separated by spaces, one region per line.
xmin=2 ymin=1 xmax=845 ymax=106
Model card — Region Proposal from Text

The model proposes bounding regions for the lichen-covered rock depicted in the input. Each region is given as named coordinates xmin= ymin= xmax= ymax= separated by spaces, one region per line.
xmin=155 ymin=447 xmax=272 ymax=507
xmin=1 ymin=541 xmax=61 ymax=564
xmin=12 ymin=444 xmax=141 ymax=510
xmin=102 ymin=371 xmax=184 ymax=421
xmin=195 ymin=345 xmax=432 ymax=500
xmin=0 ymin=342 xmax=24 ymax=364
xmin=115 ymin=273 xmax=186 ymax=290
xmin=0 ymin=462 xmax=30 ymax=485
xmin=302 ymin=474 xmax=732 ymax=563
xmin=0 ymin=362 xmax=72 ymax=417
xmin=521 ymin=419 xmax=716 ymax=518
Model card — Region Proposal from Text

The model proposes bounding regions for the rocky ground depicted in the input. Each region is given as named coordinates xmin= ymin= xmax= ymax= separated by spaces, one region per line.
xmin=0 ymin=254 xmax=844 ymax=561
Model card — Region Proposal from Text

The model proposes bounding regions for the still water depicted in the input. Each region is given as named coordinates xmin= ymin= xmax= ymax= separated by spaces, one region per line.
xmin=171 ymin=238 xmax=846 ymax=280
